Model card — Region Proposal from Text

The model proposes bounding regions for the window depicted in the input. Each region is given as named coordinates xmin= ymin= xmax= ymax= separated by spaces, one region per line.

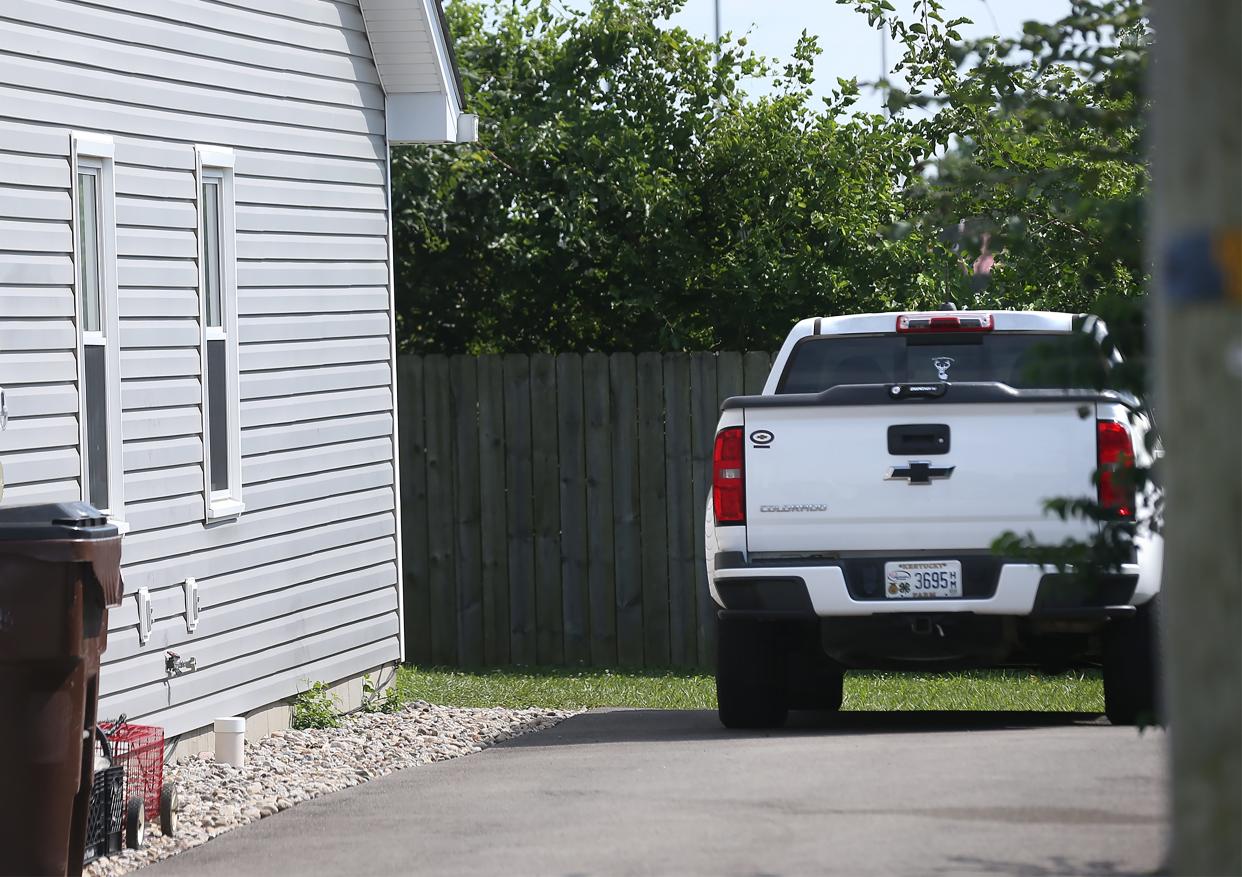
xmin=778 ymin=333 xmax=1111 ymax=394
xmin=72 ymin=133 xmax=124 ymax=524
xmin=196 ymin=146 xmax=243 ymax=520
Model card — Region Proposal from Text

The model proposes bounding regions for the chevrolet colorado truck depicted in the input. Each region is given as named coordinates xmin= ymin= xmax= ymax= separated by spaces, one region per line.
xmin=705 ymin=310 xmax=1161 ymax=728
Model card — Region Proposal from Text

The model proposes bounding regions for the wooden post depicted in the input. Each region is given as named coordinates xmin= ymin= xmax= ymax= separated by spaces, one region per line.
xmin=422 ymin=354 xmax=457 ymax=666
xmin=1150 ymin=2 xmax=1242 ymax=872
xmin=557 ymin=354 xmax=590 ymax=665
xmin=690 ymin=352 xmax=719 ymax=669
xmin=503 ymin=354 xmax=536 ymax=665
xmin=583 ymin=353 xmax=618 ymax=665
xmin=396 ymin=356 xmax=431 ymax=664
xmin=610 ymin=354 xmax=645 ymax=666
xmin=530 ymin=353 xmax=563 ymax=665
xmin=477 ymin=355 xmax=510 ymax=666
xmin=636 ymin=352 xmax=670 ymax=666
xmin=664 ymin=354 xmax=696 ymax=666
xmin=450 ymin=355 xmax=483 ymax=667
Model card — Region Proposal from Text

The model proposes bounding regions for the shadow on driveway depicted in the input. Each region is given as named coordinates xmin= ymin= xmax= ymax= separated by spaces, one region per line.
xmin=147 ymin=706 xmax=1161 ymax=877
xmin=498 ymin=707 xmax=1109 ymax=748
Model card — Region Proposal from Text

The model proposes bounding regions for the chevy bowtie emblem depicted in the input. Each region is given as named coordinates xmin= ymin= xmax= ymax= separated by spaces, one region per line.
xmin=886 ymin=461 xmax=955 ymax=485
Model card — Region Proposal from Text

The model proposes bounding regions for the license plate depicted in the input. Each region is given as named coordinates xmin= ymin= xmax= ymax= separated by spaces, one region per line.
xmin=884 ymin=560 xmax=963 ymax=598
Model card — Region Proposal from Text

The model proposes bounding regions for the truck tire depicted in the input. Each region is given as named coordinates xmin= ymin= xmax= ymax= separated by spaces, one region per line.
xmin=716 ymin=616 xmax=789 ymax=729
xmin=790 ymin=662 xmax=844 ymax=711
xmin=787 ymin=621 xmax=844 ymax=711
xmin=1103 ymin=597 xmax=1160 ymax=726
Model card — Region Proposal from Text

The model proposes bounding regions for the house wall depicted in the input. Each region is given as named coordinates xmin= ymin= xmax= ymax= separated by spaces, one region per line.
xmin=0 ymin=0 xmax=403 ymax=735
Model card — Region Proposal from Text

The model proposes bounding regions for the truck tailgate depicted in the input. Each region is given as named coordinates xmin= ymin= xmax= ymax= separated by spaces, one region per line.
xmin=743 ymin=401 xmax=1097 ymax=552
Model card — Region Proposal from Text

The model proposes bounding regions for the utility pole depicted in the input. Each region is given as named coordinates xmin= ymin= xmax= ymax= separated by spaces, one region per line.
xmin=713 ymin=0 xmax=721 ymax=65
xmin=879 ymin=19 xmax=886 ymax=80
xmin=1149 ymin=2 xmax=1241 ymax=874
xmin=880 ymin=20 xmax=888 ymax=116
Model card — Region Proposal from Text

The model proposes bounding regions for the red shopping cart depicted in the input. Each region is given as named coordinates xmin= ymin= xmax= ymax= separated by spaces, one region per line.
xmin=98 ymin=719 xmax=180 ymax=840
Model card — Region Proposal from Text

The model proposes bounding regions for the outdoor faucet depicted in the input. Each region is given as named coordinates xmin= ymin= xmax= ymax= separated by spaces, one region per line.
xmin=166 ymin=651 xmax=197 ymax=676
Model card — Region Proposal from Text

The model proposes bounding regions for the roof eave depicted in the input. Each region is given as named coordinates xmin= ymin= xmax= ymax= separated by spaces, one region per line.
xmin=359 ymin=0 xmax=476 ymax=144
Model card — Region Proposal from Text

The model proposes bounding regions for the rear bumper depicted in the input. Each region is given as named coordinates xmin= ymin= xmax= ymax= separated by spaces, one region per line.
xmin=711 ymin=563 xmax=1142 ymax=618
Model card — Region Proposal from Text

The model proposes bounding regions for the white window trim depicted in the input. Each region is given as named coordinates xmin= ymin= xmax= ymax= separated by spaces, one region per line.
xmin=71 ymin=132 xmax=124 ymax=528
xmin=195 ymin=145 xmax=244 ymax=522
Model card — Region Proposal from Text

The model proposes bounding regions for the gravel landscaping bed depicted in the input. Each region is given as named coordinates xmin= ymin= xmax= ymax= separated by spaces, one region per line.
xmin=84 ymin=701 xmax=575 ymax=876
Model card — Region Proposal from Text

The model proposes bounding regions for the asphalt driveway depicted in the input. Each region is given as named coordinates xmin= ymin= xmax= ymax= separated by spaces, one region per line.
xmin=149 ymin=709 xmax=1167 ymax=877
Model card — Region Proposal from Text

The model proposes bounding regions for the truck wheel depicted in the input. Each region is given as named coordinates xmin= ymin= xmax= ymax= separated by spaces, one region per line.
xmin=787 ymin=622 xmax=844 ymax=711
xmin=792 ymin=664 xmax=844 ymax=711
xmin=716 ymin=616 xmax=789 ymax=729
xmin=1103 ymin=597 xmax=1160 ymax=726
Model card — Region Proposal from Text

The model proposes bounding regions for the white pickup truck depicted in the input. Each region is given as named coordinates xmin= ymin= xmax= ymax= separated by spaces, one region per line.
xmin=705 ymin=309 xmax=1161 ymax=728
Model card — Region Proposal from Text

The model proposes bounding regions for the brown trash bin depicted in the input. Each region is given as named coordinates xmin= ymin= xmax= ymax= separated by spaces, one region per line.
xmin=0 ymin=503 xmax=124 ymax=877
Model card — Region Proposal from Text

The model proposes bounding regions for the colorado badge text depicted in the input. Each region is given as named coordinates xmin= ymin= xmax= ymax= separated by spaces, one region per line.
xmin=759 ymin=504 xmax=828 ymax=513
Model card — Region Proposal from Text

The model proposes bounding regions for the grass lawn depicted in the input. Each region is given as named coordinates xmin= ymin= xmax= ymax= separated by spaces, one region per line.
xmin=395 ymin=665 xmax=1104 ymax=713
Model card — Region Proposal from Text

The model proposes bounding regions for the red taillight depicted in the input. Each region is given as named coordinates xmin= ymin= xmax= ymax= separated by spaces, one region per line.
xmin=896 ymin=313 xmax=995 ymax=333
xmin=712 ymin=427 xmax=745 ymax=524
xmin=1097 ymin=420 xmax=1135 ymax=518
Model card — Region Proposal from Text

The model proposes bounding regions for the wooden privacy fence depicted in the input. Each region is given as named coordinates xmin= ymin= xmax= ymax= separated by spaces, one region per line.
xmin=397 ymin=351 xmax=774 ymax=670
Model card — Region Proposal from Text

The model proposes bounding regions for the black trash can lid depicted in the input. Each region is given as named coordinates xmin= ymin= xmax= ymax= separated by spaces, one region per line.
xmin=0 ymin=502 xmax=119 ymax=542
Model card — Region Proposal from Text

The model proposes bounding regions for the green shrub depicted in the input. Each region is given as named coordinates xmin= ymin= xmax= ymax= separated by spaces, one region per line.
xmin=362 ymin=676 xmax=402 ymax=714
xmin=292 ymin=681 xmax=341 ymax=729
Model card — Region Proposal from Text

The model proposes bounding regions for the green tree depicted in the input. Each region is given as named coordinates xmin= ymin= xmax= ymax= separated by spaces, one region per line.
xmin=393 ymin=0 xmax=964 ymax=354
xmin=393 ymin=0 xmax=748 ymax=353
xmin=394 ymin=0 xmax=1149 ymax=355
xmin=844 ymin=0 xmax=1150 ymax=320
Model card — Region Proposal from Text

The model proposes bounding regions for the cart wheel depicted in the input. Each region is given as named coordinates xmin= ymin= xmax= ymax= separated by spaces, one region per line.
xmin=125 ymin=795 xmax=146 ymax=849
xmin=160 ymin=784 xmax=180 ymax=837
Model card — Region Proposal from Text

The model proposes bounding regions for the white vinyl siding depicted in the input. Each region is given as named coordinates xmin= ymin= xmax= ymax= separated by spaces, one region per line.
xmin=0 ymin=0 xmax=412 ymax=737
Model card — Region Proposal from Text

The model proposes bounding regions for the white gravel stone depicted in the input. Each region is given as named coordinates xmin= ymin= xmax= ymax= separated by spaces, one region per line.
xmin=83 ymin=701 xmax=575 ymax=877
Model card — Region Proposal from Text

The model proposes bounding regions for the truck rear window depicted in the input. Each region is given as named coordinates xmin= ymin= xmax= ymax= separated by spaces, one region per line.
xmin=777 ymin=332 xmax=1105 ymax=394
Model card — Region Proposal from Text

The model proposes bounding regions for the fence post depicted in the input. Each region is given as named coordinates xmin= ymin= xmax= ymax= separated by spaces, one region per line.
xmin=610 ymin=353 xmax=644 ymax=666
xmin=690 ymin=352 xmax=719 ymax=670
xmin=423 ymin=354 xmax=457 ymax=666
xmin=397 ymin=355 xmax=431 ymax=665
xmin=636 ymin=352 xmax=670 ymax=666
xmin=583 ymin=352 xmax=617 ymax=666
xmin=530 ymin=353 xmax=563 ymax=665
xmin=664 ymin=353 xmax=696 ymax=667
xmin=450 ymin=355 xmax=483 ymax=667
xmin=477 ymin=355 xmax=510 ymax=666
xmin=502 ymin=354 xmax=537 ymax=665
xmin=557 ymin=353 xmax=590 ymax=666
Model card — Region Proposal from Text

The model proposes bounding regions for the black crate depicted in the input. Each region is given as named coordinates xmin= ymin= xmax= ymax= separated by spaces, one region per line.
xmin=83 ymin=765 xmax=125 ymax=865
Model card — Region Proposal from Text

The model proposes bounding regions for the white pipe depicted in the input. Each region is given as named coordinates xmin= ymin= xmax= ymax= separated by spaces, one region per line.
xmin=214 ymin=717 xmax=245 ymax=767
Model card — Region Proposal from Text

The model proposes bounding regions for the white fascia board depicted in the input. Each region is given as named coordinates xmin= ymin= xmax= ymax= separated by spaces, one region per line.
xmin=387 ymin=92 xmax=461 ymax=144
xmin=418 ymin=0 xmax=464 ymax=113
